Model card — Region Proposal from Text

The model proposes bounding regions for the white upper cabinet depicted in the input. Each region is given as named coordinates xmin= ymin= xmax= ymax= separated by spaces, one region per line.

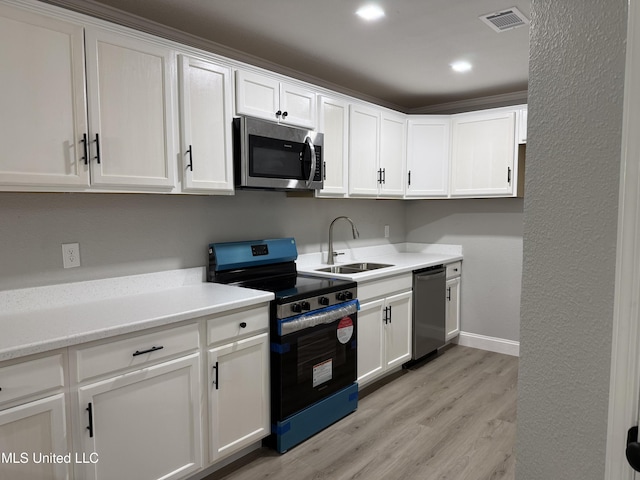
xmin=405 ymin=116 xmax=450 ymax=198
xmin=518 ymin=105 xmax=528 ymax=143
xmin=0 ymin=4 xmax=89 ymax=188
xmin=178 ymin=55 xmax=234 ymax=194
xmin=316 ymin=96 xmax=349 ymax=197
xmin=348 ymin=104 xmax=406 ymax=198
xmin=379 ymin=112 xmax=406 ymax=198
xmin=84 ymin=27 xmax=176 ymax=190
xmin=235 ymin=70 xmax=317 ymax=129
xmin=0 ymin=3 xmax=177 ymax=192
xmin=450 ymin=107 xmax=518 ymax=197
xmin=348 ymin=104 xmax=380 ymax=196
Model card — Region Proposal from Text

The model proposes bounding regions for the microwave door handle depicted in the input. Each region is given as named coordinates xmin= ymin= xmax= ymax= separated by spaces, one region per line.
xmin=305 ymin=137 xmax=316 ymax=187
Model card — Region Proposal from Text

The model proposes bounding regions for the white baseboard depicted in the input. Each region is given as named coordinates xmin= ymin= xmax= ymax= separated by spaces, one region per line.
xmin=453 ymin=331 xmax=520 ymax=357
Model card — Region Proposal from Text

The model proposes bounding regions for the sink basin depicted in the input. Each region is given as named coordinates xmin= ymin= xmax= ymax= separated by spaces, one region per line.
xmin=343 ymin=262 xmax=394 ymax=271
xmin=314 ymin=262 xmax=394 ymax=274
xmin=314 ymin=266 xmax=364 ymax=274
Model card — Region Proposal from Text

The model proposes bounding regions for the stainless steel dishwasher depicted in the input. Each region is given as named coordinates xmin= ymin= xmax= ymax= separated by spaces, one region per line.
xmin=412 ymin=265 xmax=446 ymax=360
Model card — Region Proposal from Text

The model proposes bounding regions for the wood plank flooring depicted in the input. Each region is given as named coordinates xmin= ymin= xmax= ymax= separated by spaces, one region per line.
xmin=205 ymin=345 xmax=518 ymax=480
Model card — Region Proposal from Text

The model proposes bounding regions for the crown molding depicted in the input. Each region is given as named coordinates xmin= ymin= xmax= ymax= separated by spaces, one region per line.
xmin=39 ymin=0 xmax=406 ymax=112
xmin=409 ymin=90 xmax=529 ymax=114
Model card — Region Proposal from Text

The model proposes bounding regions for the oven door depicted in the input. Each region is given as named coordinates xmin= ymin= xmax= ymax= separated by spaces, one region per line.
xmin=272 ymin=301 xmax=358 ymax=421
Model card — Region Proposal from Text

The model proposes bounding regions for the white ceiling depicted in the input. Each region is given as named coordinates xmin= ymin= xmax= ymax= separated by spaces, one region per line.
xmin=55 ymin=0 xmax=531 ymax=111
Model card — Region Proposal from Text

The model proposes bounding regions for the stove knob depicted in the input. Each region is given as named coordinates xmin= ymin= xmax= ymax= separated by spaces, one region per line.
xmin=291 ymin=303 xmax=302 ymax=313
xmin=319 ymin=296 xmax=330 ymax=306
xmin=336 ymin=292 xmax=346 ymax=301
xmin=344 ymin=291 xmax=354 ymax=300
xmin=300 ymin=301 xmax=311 ymax=310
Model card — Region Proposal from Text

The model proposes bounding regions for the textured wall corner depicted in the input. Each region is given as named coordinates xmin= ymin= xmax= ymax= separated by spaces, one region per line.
xmin=516 ymin=1 xmax=627 ymax=479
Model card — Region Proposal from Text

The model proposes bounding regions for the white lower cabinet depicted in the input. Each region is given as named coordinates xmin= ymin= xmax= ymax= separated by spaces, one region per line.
xmin=76 ymin=353 xmax=202 ymax=480
xmin=445 ymin=261 xmax=462 ymax=341
xmin=208 ymin=332 xmax=269 ymax=462
xmin=206 ymin=306 xmax=270 ymax=463
xmin=357 ymin=275 xmax=412 ymax=387
xmin=0 ymin=393 xmax=70 ymax=480
xmin=0 ymin=353 xmax=70 ymax=480
xmin=446 ymin=277 xmax=461 ymax=340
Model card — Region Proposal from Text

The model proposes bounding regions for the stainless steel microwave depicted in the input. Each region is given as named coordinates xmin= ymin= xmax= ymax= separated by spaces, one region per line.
xmin=233 ymin=116 xmax=323 ymax=191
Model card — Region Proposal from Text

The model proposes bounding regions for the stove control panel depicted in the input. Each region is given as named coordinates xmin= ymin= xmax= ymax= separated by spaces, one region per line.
xmin=278 ymin=287 xmax=357 ymax=320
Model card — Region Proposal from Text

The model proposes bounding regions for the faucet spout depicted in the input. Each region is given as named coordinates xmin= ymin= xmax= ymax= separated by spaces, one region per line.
xmin=328 ymin=216 xmax=360 ymax=265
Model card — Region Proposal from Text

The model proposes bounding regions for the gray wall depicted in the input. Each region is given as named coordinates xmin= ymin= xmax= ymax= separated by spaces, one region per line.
xmin=0 ymin=191 xmax=405 ymax=290
xmin=515 ymin=1 xmax=627 ymax=479
xmin=406 ymin=198 xmax=523 ymax=342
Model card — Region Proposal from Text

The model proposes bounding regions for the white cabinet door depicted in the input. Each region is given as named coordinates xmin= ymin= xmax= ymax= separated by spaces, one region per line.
xmin=384 ymin=291 xmax=412 ymax=369
xmin=357 ymin=299 xmax=385 ymax=386
xmin=0 ymin=4 xmax=89 ymax=188
xmin=316 ymin=96 xmax=348 ymax=197
xmin=235 ymin=70 xmax=279 ymax=122
xmin=279 ymin=82 xmax=316 ymax=129
xmin=450 ymin=109 xmax=516 ymax=197
xmin=379 ymin=112 xmax=406 ymax=197
xmin=77 ymin=353 xmax=202 ymax=480
xmin=85 ymin=27 xmax=176 ymax=189
xmin=446 ymin=277 xmax=461 ymax=341
xmin=208 ymin=333 xmax=269 ymax=463
xmin=0 ymin=394 xmax=70 ymax=480
xmin=178 ymin=55 xmax=233 ymax=194
xmin=405 ymin=116 xmax=450 ymax=198
xmin=348 ymin=104 xmax=380 ymax=196
xmin=235 ymin=71 xmax=316 ymax=129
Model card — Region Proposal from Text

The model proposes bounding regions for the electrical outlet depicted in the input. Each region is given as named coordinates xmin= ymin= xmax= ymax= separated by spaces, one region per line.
xmin=62 ymin=243 xmax=81 ymax=268
xmin=384 ymin=225 xmax=390 ymax=238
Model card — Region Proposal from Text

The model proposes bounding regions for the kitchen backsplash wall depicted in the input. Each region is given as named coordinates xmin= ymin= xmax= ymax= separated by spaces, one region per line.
xmin=406 ymin=198 xmax=524 ymax=343
xmin=0 ymin=191 xmax=406 ymax=291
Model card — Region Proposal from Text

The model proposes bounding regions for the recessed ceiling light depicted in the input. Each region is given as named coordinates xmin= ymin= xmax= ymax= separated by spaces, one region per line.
xmin=451 ymin=61 xmax=472 ymax=73
xmin=356 ymin=4 xmax=385 ymax=21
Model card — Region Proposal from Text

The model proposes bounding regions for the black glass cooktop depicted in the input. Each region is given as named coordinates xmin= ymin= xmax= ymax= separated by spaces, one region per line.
xmin=240 ymin=274 xmax=356 ymax=304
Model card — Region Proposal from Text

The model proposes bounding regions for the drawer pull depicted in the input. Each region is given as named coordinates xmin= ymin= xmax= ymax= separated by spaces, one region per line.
xmin=86 ymin=403 xmax=94 ymax=438
xmin=239 ymin=322 xmax=247 ymax=328
xmin=132 ymin=345 xmax=164 ymax=357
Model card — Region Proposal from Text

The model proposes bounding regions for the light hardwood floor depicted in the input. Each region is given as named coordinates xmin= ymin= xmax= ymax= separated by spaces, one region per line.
xmin=205 ymin=345 xmax=518 ymax=480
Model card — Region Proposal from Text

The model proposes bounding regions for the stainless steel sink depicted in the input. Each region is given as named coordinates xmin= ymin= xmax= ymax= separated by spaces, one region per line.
xmin=343 ymin=262 xmax=394 ymax=271
xmin=314 ymin=262 xmax=394 ymax=274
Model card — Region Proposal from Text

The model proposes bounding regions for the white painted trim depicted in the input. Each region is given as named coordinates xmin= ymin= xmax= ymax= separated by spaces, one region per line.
xmin=605 ymin=1 xmax=640 ymax=478
xmin=453 ymin=332 xmax=519 ymax=357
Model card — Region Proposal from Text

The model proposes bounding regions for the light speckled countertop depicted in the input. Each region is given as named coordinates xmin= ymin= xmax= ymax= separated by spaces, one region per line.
xmin=297 ymin=243 xmax=463 ymax=281
xmin=0 ymin=267 xmax=273 ymax=361
xmin=1 ymin=244 xmax=462 ymax=362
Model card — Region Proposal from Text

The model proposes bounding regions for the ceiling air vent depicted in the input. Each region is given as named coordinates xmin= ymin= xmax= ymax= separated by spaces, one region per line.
xmin=479 ymin=7 xmax=529 ymax=33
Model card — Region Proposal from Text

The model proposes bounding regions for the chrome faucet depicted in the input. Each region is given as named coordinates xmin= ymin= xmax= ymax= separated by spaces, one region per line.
xmin=328 ymin=216 xmax=360 ymax=265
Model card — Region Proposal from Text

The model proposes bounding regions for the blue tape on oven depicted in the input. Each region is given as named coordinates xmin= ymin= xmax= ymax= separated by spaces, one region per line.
xmin=271 ymin=342 xmax=290 ymax=354
xmin=272 ymin=421 xmax=291 ymax=435
xmin=277 ymin=299 xmax=360 ymax=336
xmin=349 ymin=391 xmax=359 ymax=403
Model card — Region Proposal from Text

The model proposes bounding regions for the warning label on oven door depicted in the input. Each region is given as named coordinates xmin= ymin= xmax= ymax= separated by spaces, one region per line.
xmin=313 ymin=359 xmax=333 ymax=387
xmin=337 ymin=317 xmax=354 ymax=344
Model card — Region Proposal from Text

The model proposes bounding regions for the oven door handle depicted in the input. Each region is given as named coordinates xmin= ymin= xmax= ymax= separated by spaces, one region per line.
xmin=279 ymin=299 xmax=359 ymax=336
xmin=304 ymin=136 xmax=317 ymax=188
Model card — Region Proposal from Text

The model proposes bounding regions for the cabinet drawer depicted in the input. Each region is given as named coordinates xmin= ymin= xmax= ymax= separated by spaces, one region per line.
xmin=358 ymin=274 xmax=412 ymax=302
xmin=73 ymin=323 xmax=200 ymax=382
xmin=446 ymin=261 xmax=462 ymax=279
xmin=208 ymin=306 xmax=269 ymax=346
xmin=0 ymin=354 xmax=64 ymax=406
